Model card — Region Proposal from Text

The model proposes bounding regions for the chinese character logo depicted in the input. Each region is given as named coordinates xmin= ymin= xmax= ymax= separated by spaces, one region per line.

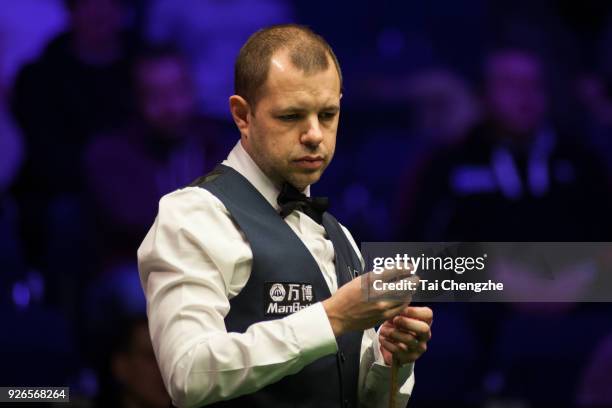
xmin=302 ymin=284 xmax=313 ymax=301
xmin=287 ymin=284 xmax=301 ymax=301
xmin=270 ymin=283 xmax=286 ymax=302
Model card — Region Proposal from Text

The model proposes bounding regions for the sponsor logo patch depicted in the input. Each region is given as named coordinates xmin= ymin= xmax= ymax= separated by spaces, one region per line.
xmin=264 ymin=282 xmax=316 ymax=316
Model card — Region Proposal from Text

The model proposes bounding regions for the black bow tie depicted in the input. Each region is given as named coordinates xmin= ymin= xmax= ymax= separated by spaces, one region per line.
xmin=277 ymin=183 xmax=329 ymax=224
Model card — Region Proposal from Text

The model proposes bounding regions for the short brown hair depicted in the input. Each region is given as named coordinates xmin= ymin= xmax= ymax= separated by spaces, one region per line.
xmin=234 ymin=24 xmax=342 ymax=108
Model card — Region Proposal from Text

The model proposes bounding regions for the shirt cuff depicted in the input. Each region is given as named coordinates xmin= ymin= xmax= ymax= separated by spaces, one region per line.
xmin=284 ymin=302 xmax=338 ymax=363
xmin=372 ymin=329 xmax=386 ymax=365
xmin=372 ymin=326 xmax=414 ymax=369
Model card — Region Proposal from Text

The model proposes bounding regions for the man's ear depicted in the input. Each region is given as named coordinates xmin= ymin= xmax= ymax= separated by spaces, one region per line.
xmin=229 ymin=95 xmax=251 ymax=138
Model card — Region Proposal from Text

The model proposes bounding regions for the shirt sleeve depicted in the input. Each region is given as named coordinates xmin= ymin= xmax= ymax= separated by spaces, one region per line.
xmin=339 ymin=223 xmax=416 ymax=407
xmin=137 ymin=187 xmax=338 ymax=407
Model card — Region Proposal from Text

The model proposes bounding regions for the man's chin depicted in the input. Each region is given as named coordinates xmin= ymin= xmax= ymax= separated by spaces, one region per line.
xmin=286 ymin=171 xmax=323 ymax=190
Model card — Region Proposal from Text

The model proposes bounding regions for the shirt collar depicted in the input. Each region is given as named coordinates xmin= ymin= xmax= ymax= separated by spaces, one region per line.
xmin=222 ymin=140 xmax=311 ymax=211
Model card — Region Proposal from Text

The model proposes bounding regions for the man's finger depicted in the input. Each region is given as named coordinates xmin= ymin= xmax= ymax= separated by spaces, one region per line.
xmin=381 ymin=301 xmax=411 ymax=322
xmin=392 ymin=316 xmax=431 ymax=341
xmin=363 ymin=273 xmax=406 ymax=300
xmin=380 ymin=268 xmax=419 ymax=284
xmin=364 ymin=271 xmax=419 ymax=302
xmin=367 ymin=267 xmax=418 ymax=283
xmin=381 ymin=326 xmax=419 ymax=346
xmin=380 ymin=337 xmax=408 ymax=354
xmin=400 ymin=306 xmax=433 ymax=326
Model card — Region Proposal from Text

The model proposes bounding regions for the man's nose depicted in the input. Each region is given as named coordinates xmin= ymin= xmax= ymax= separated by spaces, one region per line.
xmin=300 ymin=116 xmax=323 ymax=146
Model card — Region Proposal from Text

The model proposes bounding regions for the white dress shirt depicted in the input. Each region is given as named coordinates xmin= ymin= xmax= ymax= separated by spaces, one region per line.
xmin=137 ymin=140 xmax=415 ymax=407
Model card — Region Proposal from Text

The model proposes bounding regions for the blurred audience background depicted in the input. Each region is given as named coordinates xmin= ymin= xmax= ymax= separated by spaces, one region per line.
xmin=2 ymin=0 xmax=612 ymax=407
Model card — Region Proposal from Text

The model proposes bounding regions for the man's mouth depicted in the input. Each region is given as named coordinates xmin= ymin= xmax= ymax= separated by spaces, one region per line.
xmin=293 ymin=156 xmax=325 ymax=170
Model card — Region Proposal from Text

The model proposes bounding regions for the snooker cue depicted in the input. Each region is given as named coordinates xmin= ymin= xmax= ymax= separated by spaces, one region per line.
xmin=389 ymin=354 xmax=400 ymax=408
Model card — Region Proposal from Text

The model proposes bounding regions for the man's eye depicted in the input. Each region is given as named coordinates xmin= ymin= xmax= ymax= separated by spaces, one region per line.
xmin=278 ymin=114 xmax=300 ymax=121
xmin=319 ymin=112 xmax=337 ymax=121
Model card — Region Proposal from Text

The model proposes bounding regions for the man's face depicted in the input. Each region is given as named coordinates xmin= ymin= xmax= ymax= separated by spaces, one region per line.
xmin=137 ymin=56 xmax=195 ymax=136
xmin=485 ymin=51 xmax=547 ymax=136
xmin=238 ymin=50 xmax=341 ymax=191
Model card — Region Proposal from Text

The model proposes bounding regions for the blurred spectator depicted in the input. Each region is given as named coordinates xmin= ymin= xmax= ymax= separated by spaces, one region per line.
xmin=404 ymin=70 xmax=481 ymax=147
xmin=85 ymin=45 xmax=222 ymax=269
xmin=95 ymin=315 xmax=170 ymax=408
xmin=333 ymin=69 xmax=479 ymax=242
xmin=10 ymin=0 xmax=138 ymax=277
xmin=146 ymin=0 xmax=293 ymax=119
xmin=396 ymin=47 xmax=612 ymax=242
xmin=12 ymin=0 xmax=137 ymax=198
xmin=575 ymin=72 xmax=612 ymax=179
xmin=390 ymin=70 xmax=481 ymax=233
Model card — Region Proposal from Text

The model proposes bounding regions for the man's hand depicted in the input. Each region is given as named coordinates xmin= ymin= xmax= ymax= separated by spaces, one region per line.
xmin=322 ymin=269 xmax=418 ymax=337
xmin=379 ymin=306 xmax=433 ymax=366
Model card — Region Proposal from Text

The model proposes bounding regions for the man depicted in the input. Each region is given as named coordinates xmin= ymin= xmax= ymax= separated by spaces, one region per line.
xmin=138 ymin=24 xmax=433 ymax=407
xmin=396 ymin=47 xmax=612 ymax=241
xmin=86 ymin=45 xmax=221 ymax=266
xmin=12 ymin=0 xmax=135 ymax=198
xmin=95 ymin=315 xmax=171 ymax=408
